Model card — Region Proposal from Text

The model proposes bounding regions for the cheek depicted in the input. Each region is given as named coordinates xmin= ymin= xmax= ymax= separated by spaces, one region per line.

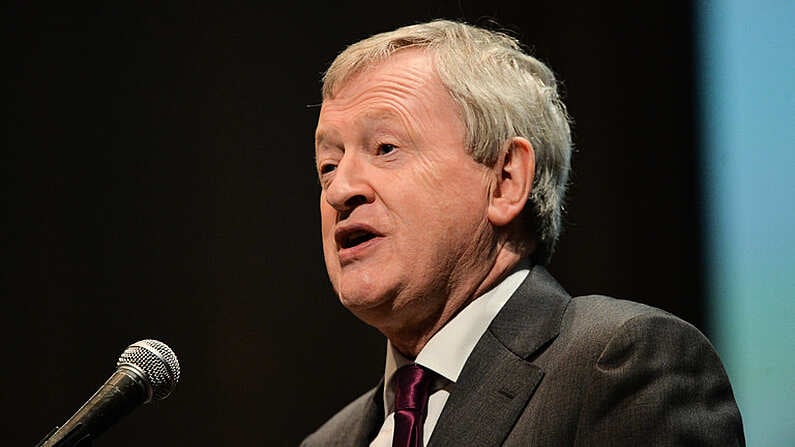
xmin=428 ymin=172 xmax=490 ymax=219
xmin=390 ymin=172 xmax=488 ymax=249
xmin=319 ymin=197 xmax=335 ymax=236
xmin=319 ymin=201 xmax=339 ymax=269
xmin=321 ymin=234 xmax=341 ymax=292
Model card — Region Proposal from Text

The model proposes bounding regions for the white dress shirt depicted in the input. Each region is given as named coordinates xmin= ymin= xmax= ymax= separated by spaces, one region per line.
xmin=370 ymin=263 xmax=530 ymax=446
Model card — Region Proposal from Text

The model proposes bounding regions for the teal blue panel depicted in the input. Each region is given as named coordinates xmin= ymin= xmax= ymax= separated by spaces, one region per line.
xmin=697 ymin=0 xmax=795 ymax=444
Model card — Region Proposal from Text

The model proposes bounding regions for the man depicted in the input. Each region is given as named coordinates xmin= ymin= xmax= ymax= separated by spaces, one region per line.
xmin=303 ymin=20 xmax=744 ymax=446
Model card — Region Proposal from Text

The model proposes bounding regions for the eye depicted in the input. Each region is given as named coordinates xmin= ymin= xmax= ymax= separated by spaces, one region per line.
xmin=319 ymin=163 xmax=336 ymax=175
xmin=376 ymin=143 xmax=396 ymax=155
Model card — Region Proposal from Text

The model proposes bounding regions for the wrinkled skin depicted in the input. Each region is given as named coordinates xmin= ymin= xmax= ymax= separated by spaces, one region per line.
xmin=315 ymin=49 xmax=533 ymax=356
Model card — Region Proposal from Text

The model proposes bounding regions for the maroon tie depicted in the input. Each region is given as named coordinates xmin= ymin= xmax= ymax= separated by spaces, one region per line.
xmin=392 ymin=364 xmax=435 ymax=447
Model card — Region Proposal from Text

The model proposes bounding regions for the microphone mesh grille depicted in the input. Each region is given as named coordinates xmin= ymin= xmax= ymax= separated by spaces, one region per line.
xmin=117 ymin=339 xmax=181 ymax=400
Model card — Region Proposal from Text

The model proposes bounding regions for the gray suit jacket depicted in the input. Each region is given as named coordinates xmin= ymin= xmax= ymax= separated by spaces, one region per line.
xmin=302 ymin=266 xmax=744 ymax=446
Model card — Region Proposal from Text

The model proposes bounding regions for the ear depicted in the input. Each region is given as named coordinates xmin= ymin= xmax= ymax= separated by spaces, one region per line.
xmin=487 ymin=137 xmax=535 ymax=227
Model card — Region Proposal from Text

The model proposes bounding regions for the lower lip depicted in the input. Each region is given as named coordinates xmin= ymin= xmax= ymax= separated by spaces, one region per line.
xmin=338 ymin=236 xmax=383 ymax=264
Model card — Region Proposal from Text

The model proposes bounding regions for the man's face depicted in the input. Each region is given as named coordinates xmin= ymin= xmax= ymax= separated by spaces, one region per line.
xmin=315 ymin=49 xmax=497 ymax=331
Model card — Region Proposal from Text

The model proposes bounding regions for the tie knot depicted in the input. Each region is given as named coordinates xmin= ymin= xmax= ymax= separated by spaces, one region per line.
xmin=393 ymin=364 xmax=435 ymax=411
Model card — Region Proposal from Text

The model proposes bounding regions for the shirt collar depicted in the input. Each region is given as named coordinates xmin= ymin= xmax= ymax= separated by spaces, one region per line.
xmin=382 ymin=261 xmax=530 ymax=413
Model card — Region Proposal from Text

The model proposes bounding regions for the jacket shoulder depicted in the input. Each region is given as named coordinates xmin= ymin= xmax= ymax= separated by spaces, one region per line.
xmin=301 ymin=385 xmax=381 ymax=447
xmin=563 ymin=295 xmax=698 ymax=342
xmin=558 ymin=295 xmax=723 ymax=367
xmin=560 ymin=296 xmax=744 ymax=446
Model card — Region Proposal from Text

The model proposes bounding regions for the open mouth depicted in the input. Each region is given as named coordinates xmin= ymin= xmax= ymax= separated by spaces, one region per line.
xmin=340 ymin=229 xmax=377 ymax=249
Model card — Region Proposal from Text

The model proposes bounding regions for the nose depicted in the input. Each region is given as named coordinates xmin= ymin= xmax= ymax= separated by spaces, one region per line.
xmin=324 ymin=154 xmax=374 ymax=214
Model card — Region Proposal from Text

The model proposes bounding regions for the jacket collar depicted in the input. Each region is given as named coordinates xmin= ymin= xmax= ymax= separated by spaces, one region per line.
xmin=428 ymin=265 xmax=571 ymax=446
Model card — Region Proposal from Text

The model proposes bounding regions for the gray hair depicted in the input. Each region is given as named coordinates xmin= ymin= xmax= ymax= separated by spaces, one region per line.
xmin=322 ymin=20 xmax=572 ymax=264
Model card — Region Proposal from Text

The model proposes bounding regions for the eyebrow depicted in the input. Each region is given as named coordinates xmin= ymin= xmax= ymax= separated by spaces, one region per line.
xmin=361 ymin=107 xmax=398 ymax=120
xmin=315 ymin=105 xmax=412 ymax=154
xmin=315 ymin=126 xmax=342 ymax=148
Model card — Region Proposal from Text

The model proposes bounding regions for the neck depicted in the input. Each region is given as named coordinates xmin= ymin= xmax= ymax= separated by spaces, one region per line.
xmin=386 ymin=247 xmax=525 ymax=358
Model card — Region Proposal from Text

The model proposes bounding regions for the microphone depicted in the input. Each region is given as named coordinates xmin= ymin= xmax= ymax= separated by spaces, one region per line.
xmin=37 ymin=339 xmax=181 ymax=447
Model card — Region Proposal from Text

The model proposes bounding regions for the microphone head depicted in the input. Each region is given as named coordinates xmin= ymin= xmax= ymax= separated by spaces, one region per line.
xmin=116 ymin=339 xmax=181 ymax=401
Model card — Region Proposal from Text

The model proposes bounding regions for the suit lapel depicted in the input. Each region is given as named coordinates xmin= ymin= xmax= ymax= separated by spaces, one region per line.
xmin=333 ymin=379 xmax=385 ymax=446
xmin=428 ymin=266 xmax=570 ymax=446
xmin=427 ymin=331 xmax=544 ymax=446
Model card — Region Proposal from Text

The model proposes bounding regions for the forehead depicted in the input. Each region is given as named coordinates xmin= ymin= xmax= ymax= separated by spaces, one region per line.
xmin=329 ymin=49 xmax=438 ymax=98
xmin=316 ymin=49 xmax=457 ymax=141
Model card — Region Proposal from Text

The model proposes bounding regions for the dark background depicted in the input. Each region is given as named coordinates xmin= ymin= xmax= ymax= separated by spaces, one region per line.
xmin=5 ymin=2 xmax=701 ymax=445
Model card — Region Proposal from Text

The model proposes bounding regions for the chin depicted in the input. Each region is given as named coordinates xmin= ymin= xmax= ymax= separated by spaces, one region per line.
xmin=338 ymin=288 xmax=388 ymax=310
xmin=337 ymin=277 xmax=399 ymax=315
